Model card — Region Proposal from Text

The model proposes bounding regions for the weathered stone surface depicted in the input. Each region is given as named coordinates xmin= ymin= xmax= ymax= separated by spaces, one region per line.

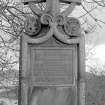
xmin=30 ymin=87 xmax=75 ymax=105
xmin=30 ymin=47 xmax=76 ymax=85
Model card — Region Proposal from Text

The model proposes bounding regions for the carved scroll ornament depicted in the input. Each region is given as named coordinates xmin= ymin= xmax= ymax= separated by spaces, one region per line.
xmin=24 ymin=13 xmax=81 ymax=43
xmin=41 ymin=14 xmax=53 ymax=25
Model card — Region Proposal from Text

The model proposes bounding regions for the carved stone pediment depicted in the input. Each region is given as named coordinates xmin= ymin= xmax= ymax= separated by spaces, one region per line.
xmin=22 ymin=0 xmax=82 ymax=43
xmin=24 ymin=14 xmax=81 ymax=44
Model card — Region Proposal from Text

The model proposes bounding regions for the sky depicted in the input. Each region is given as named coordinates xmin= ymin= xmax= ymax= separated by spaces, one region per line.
xmin=94 ymin=44 xmax=105 ymax=64
xmin=71 ymin=5 xmax=105 ymax=72
xmin=85 ymin=24 xmax=105 ymax=72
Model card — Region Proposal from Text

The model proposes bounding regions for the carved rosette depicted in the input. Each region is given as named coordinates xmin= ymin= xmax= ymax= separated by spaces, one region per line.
xmin=24 ymin=16 xmax=41 ymax=36
xmin=23 ymin=0 xmax=82 ymax=40
xmin=63 ymin=17 xmax=81 ymax=36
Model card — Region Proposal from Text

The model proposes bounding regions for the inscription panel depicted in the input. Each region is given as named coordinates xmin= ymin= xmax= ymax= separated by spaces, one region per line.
xmin=30 ymin=47 xmax=77 ymax=86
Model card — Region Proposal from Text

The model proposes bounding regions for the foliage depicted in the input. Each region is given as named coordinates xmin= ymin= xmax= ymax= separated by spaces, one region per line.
xmin=86 ymin=72 xmax=105 ymax=105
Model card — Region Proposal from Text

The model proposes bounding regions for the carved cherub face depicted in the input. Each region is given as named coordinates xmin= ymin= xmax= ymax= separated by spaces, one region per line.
xmin=24 ymin=16 xmax=41 ymax=36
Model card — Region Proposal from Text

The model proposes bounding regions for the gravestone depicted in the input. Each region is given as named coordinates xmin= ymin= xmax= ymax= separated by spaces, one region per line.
xmin=19 ymin=0 xmax=85 ymax=105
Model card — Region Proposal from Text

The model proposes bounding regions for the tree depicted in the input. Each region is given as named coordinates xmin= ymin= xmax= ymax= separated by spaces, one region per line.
xmin=86 ymin=69 xmax=105 ymax=105
xmin=78 ymin=0 xmax=105 ymax=34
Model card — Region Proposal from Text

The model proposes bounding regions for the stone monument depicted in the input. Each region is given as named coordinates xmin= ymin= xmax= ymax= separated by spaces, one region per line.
xmin=19 ymin=0 xmax=85 ymax=105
